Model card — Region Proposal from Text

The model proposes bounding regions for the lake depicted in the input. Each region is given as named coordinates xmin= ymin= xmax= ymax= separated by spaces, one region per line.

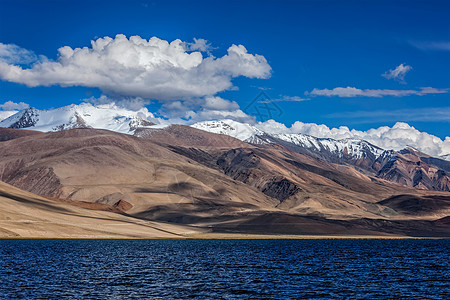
xmin=0 ymin=239 xmax=449 ymax=299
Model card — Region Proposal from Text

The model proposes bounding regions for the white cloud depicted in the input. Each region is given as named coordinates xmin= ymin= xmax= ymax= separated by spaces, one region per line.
xmin=0 ymin=35 xmax=271 ymax=100
xmin=157 ymin=96 xmax=239 ymax=115
xmin=411 ymin=41 xmax=450 ymax=51
xmin=201 ymin=96 xmax=240 ymax=111
xmin=0 ymin=43 xmax=38 ymax=65
xmin=254 ymin=119 xmax=290 ymax=133
xmin=83 ymin=95 xmax=112 ymax=106
xmin=382 ymin=64 xmax=412 ymax=84
xmin=84 ymin=95 xmax=150 ymax=111
xmin=307 ymin=86 xmax=448 ymax=97
xmin=154 ymin=95 xmax=253 ymax=124
xmin=259 ymin=95 xmax=309 ymax=103
xmin=184 ymin=109 xmax=255 ymax=124
xmin=255 ymin=119 xmax=450 ymax=157
xmin=0 ymin=100 xmax=30 ymax=111
xmin=184 ymin=38 xmax=215 ymax=54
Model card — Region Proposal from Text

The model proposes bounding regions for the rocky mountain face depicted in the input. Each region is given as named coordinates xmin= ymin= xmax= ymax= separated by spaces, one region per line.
xmin=376 ymin=147 xmax=450 ymax=191
xmin=0 ymin=126 xmax=449 ymax=236
xmin=6 ymin=108 xmax=40 ymax=129
xmin=193 ymin=120 xmax=450 ymax=192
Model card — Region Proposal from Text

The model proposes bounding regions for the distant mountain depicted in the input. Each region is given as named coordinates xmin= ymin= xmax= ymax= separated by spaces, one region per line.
xmin=192 ymin=119 xmax=450 ymax=191
xmin=192 ymin=120 xmax=387 ymax=161
xmin=0 ymin=103 xmax=156 ymax=134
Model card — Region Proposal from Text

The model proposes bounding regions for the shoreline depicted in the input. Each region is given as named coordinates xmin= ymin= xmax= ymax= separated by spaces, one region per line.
xmin=1 ymin=233 xmax=448 ymax=240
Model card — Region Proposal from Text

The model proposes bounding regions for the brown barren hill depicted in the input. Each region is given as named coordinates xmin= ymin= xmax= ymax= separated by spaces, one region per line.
xmin=0 ymin=128 xmax=278 ymax=223
xmin=136 ymin=124 xmax=250 ymax=148
xmin=0 ymin=127 xmax=449 ymax=237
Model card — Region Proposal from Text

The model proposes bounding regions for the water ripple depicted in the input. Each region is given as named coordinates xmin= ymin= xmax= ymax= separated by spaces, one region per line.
xmin=0 ymin=239 xmax=449 ymax=299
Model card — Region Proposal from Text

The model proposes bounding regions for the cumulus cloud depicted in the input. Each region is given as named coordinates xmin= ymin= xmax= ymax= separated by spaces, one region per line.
xmin=307 ymin=86 xmax=448 ymax=97
xmin=184 ymin=38 xmax=215 ymax=54
xmin=84 ymin=95 xmax=151 ymax=111
xmin=154 ymin=95 xmax=253 ymax=124
xmin=0 ymin=100 xmax=30 ymax=111
xmin=382 ymin=64 xmax=412 ymax=84
xmin=158 ymin=96 xmax=239 ymax=115
xmin=0 ymin=35 xmax=271 ymax=100
xmin=201 ymin=96 xmax=240 ymax=111
xmin=0 ymin=43 xmax=39 ymax=65
xmin=254 ymin=119 xmax=450 ymax=157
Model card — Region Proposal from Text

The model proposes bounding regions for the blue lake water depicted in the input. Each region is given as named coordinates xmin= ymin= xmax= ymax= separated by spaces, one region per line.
xmin=0 ymin=239 xmax=449 ymax=299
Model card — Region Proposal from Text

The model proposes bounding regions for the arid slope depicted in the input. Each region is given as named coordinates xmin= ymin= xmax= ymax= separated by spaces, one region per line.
xmin=0 ymin=180 xmax=203 ymax=238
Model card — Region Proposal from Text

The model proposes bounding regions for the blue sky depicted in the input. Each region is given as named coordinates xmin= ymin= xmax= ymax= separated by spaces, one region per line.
xmin=0 ymin=0 xmax=449 ymax=138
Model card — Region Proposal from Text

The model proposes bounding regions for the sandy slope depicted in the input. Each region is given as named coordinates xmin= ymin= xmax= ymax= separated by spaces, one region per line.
xmin=0 ymin=181 xmax=203 ymax=238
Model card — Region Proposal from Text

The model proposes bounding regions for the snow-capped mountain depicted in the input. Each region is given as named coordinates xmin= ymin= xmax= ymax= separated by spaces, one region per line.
xmin=272 ymin=134 xmax=387 ymax=159
xmin=0 ymin=103 xmax=156 ymax=134
xmin=192 ymin=119 xmax=390 ymax=163
xmin=0 ymin=110 xmax=18 ymax=122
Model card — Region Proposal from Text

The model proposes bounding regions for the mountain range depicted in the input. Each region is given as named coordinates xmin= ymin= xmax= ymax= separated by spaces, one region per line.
xmin=0 ymin=104 xmax=449 ymax=237
xmin=2 ymin=105 xmax=449 ymax=192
